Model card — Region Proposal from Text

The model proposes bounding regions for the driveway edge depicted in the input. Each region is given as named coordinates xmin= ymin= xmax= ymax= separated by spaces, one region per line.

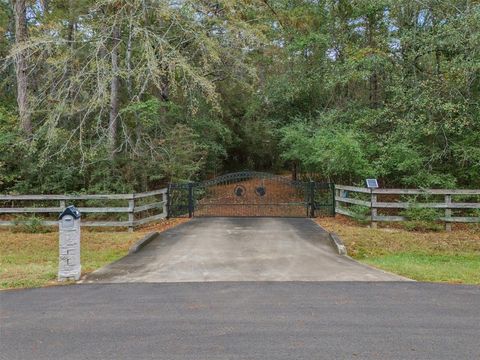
xmin=328 ymin=233 xmax=347 ymax=255
xmin=310 ymin=219 xmax=347 ymax=256
xmin=129 ymin=232 xmax=159 ymax=254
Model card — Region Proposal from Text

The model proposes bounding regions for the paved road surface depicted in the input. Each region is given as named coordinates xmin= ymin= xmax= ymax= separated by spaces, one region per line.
xmin=1 ymin=282 xmax=479 ymax=359
xmin=86 ymin=217 xmax=406 ymax=282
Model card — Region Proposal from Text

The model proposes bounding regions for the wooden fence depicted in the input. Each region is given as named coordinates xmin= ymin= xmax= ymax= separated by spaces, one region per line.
xmin=0 ymin=188 xmax=168 ymax=231
xmin=2 ymin=185 xmax=479 ymax=231
xmin=335 ymin=185 xmax=480 ymax=231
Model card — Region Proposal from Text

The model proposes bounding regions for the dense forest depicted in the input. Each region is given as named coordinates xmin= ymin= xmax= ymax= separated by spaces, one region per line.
xmin=1 ymin=0 xmax=479 ymax=193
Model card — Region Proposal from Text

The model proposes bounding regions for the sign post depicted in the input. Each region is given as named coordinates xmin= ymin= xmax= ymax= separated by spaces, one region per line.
xmin=366 ymin=179 xmax=379 ymax=229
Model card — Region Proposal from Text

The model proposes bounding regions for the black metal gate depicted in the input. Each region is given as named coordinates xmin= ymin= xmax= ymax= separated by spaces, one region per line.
xmin=167 ymin=171 xmax=334 ymax=218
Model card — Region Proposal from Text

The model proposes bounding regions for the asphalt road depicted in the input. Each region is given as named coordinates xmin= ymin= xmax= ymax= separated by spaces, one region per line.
xmin=86 ymin=217 xmax=405 ymax=282
xmin=1 ymin=282 xmax=479 ymax=359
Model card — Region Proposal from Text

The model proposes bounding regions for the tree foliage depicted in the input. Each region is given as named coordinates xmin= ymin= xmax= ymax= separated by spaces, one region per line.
xmin=1 ymin=0 xmax=479 ymax=192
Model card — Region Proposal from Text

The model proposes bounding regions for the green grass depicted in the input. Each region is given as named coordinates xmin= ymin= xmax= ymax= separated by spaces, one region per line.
xmin=2 ymin=217 xmax=479 ymax=288
xmin=363 ymin=253 xmax=480 ymax=284
xmin=0 ymin=219 xmax=187 ymax=290
xmin=318 ymin=218 xmax=480 ymax=285
xmin=0 ymin=231 xmax=144 ymax=289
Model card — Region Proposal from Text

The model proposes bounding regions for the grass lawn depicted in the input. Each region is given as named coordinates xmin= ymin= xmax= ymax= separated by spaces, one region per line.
xmin=317 ymin=217 xmax=480 ymax=285
xmin=2 ymin=216 xmax=479 ymax=289
xmin=0 ymin=219 xmax=188 ymax=290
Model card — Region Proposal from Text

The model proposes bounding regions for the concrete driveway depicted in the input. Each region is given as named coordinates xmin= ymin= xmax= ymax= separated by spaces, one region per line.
xmin=86 ymin=217 xmax=406 ymax=282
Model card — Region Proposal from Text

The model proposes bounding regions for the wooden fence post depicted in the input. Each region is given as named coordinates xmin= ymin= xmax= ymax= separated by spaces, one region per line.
xmin=445 ymin=194 xmax=452 ymax=232
xmin=59 ymin=200 xmax=66 ymax=230
xmin=371 ymin=191 xmax=377 ymax=229
xmin=163 ymin=191 xmax=168 ymax=218
xmin=335 ymin=188 xmax=340 ymax=213
xmin=128 ymin=196 xmax=135 ymax=232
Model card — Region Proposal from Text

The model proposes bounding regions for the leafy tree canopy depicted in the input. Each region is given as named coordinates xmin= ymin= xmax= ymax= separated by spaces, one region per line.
xmin=1 ymin=0 xmax=479 ymax=192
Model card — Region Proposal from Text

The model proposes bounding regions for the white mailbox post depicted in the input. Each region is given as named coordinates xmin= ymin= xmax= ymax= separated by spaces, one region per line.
xmin=58 ymin=205 xmax=81 ymax=281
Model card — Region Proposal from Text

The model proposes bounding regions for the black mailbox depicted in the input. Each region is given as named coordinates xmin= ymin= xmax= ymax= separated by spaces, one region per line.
xmin=59 ymin=205 xmax=81 ymax=220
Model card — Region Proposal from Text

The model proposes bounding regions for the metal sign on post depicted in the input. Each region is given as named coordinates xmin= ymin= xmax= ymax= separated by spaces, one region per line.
xmin=366 ymin=179 xmax=379 ymax=189
xmin=365 ymin=179 xmax=379 ymax=228
xmin=58 ymin=205 xmax=81 ymax=281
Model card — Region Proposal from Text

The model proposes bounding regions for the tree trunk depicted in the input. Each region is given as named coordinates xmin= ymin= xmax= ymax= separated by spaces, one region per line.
xmin=125 ymin=22 xmax=142 ymax=152
xmin=291 ymin=161 xmax=298 ymax=181
xmin=369 ymin=71 xmax=379 ymax=108
xmin=39 ymin=0 xmax=48 ymax=12
xmin=366 ymin=14 xmax=379 ymax=108
xmin=13 ymin=0 xmax=31 ymax=135
xmin=109 ymin=25 xmax=120 ymax=158
xmin=125 ymin=23 xmax=133 ymax=96
xmin=66 ymin=0 xmax=76 ymax=100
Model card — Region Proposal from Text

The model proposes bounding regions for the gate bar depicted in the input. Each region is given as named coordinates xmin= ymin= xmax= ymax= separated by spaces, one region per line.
xmin=188 ymin=183 xmax=194 ymax=218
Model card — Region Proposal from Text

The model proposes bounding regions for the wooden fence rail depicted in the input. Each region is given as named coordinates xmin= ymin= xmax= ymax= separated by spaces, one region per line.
xmin=335 ymin=185 xmax=480 ymax=231
xmin=0 ymin=188 xmax=168 ymax=231
xmin=2 ymin=185 xmax=478 ymax=231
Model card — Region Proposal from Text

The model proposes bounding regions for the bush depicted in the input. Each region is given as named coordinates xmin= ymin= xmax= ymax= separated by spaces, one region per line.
xmin=401 ymin=206 xmax=443 ymax=232
xmin=12 ymin=216 xmax=52 ymax=234
xmin=279 ymin=121 xmax=373 ymax=182
xmin=403 ymin=221 xmax=443 ymax=232
xmin=349 ymin=205 xmax=371 ymax=225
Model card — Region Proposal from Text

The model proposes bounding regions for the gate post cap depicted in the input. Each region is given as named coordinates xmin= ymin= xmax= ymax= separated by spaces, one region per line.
xmin=59 ymin=205 xmax=81 ymax=220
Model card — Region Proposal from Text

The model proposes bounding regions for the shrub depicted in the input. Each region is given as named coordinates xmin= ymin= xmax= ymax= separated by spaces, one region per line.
xmin=12 ymin=216 xmax=52 ymax=234
xmin=349 ymin=205 xmax=370 ymax=225
xmin=401 ymin=206 xmax=443 ymax=232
